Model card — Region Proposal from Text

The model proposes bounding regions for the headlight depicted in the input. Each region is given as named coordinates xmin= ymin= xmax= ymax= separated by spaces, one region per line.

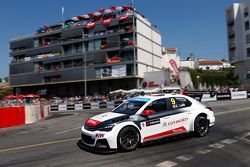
xmin=98 ymin=124 xmax=116 ymax=132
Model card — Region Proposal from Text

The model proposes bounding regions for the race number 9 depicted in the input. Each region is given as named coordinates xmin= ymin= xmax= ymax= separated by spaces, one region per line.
xmin=170 ymin=98 xmax=176 ymax=105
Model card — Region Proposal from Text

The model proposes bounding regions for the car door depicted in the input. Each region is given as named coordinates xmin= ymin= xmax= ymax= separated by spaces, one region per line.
xmin=140 ymin=98 xmax=169 ymax=142
xmin=162 ymin=97 xmax=193 ymax=134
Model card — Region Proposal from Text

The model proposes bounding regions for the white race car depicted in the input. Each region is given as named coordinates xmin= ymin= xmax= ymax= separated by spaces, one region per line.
xmin=80 ymin=94 xmax=215 ymax=152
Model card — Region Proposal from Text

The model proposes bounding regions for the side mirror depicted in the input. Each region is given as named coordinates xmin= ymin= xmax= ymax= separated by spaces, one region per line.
xmin=142 ymin=109 xmax=154 ymax=117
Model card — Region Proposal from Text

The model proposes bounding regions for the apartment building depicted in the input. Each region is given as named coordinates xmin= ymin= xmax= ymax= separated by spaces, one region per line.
xmin=226 ymin=0 xmax=250 ymax=89
xmin=9 ymin=6 xmax=163 ymax=97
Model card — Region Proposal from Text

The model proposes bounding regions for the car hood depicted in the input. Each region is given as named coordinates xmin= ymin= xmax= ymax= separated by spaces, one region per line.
xmin=85 ymin=112 xmax=127 ymax=127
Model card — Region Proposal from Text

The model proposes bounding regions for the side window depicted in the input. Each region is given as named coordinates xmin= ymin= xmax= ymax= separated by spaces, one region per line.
xmin=175 ymin=97 xmax=192 ymax=108
xmin=147 ymin=99 xmax=167 ymax=113
xmin=167 ymin=97 xmax=192 ymax=110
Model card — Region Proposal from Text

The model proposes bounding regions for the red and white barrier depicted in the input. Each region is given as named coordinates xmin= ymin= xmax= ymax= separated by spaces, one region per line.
xmin=0 ymin=105 xmax=51 ymax=128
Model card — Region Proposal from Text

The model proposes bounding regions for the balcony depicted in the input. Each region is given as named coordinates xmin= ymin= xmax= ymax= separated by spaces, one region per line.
xmin=227 ymin=19 xmax=234 ymax=26
xmin=228 ymin=30 xmax=235 ymax=38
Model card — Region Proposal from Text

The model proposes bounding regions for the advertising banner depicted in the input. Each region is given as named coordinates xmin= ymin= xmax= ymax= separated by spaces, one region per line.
xmin=217 ymin=93 xmax=231 ymax=100
xmin=58 ymin=104 xmax=67 ymax=111
xmin=91 ymin=102 xmax=99 ymax=109
xmin=201 ymin=94 xmax=217 ymax=102
xmin=231 ymin=91 xmax=247 ymax=100
xmin=75 ymin=104 xmax=83 ymax=110
xmin=67 ymin=104 xmax=75 ymax=110
xmin=50 ymin=105 xmax=58 ymax=111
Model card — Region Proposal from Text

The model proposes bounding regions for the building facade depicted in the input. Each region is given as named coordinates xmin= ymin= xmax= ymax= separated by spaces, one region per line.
xmin=226 ymin=0 xmax=250 ymax=89
xmin=9 ymin=6 xmax=163 ymax=97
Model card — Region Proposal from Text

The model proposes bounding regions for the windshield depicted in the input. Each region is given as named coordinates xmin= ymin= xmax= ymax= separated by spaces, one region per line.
xmin=113 ymin=101 xmax=146 ymax=115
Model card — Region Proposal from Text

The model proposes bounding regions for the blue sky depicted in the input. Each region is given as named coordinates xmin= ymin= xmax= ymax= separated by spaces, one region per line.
xmin=0 ymin=0 xmax=237 ymax=78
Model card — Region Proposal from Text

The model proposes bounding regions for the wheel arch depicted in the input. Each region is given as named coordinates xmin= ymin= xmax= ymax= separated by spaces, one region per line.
xmin=191 ymin=112 xmax=209 ymax=131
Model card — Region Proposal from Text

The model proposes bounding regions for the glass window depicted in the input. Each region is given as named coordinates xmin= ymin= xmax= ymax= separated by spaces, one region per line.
xmin=73 ymin=59 xmax=83 ymax=67
xmin=113 ymin=101 xmax=146 ymax=115
xmin=95 ymin=39 xmax=102 ymax=51
xmin=147 ymin=99 xmax=167 ymax=113
xmin=247 ymin=48 xmax=250 ymax=57
xmin=245 ymin=21 xmax=249 ymax=31
xmin=246 ymin=34 xmax=250 ymax=44
xmin=244 ymin=7 xmax=249 ymax=18
xmin=88 ymin=41 xmax=94 ymax=51
xmin=167 ymin=97 xmax=191 ymax=110
xmin=63 ymin=61 xmax=72 ymax=68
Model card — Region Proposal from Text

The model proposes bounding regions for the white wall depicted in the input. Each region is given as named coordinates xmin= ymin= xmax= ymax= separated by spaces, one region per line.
xmin=137 ymin=34 xmax=152 ymax=53
xmin=137 ymin=48 xmax=152 ymax=66
xmin=136 ymin=19 xmax=152 ymax=39
xmin=180 ymin=60 xmax=195 ymax=69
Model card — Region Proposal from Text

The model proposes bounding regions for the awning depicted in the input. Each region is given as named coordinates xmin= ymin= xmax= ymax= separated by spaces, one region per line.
xmin=102 ymin=18 xmax=112 ymax=26
xmin=99 ymin=8 xmax=105 ymax=13
xmin=93 ymin=12 xmax=101 ymax=16
xmin=110 ymin=6 xmax=117 ymax=11
xmin=71 ymin=17 xmax=79 ymax=21
xmin=4 ymin=95 xmax=16 ymax=99
xmin=86 ymin=22 xmax=96 ymax=29
xmin=120 ymin=15 xmax=129 ymax=21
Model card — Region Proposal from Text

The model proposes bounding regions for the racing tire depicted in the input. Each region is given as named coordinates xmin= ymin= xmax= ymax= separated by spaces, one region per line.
xmin=194 ymin=116 xmax=209 ymax=137
xmin=117 ymin=126 xmax=140 ymax=152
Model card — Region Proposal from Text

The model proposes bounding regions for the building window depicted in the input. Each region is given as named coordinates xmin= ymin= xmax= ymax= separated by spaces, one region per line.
xmin=246 ymin=34 xmax=250 ymax=44
xmin=244 ymin=7 xmax=249 ymax=18
xmin=247 ymin=73 xmax=250 ymax=79
xmin=247 ymin=48 xmax=250 ymax=57
xmin=245 ymin=21 xmax=249 ymax=31
xmin=87 ymin=41 xmax=94 ymax=51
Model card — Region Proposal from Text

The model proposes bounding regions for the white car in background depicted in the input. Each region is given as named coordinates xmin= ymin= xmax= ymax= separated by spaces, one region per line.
xmin=79 ymin=94 xmax=215 ymax=152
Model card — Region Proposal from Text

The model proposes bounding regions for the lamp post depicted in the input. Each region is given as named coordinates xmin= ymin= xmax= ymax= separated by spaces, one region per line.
xmin=84 ymin=53 xmax=87 ymax=102
xmin=196 ymin=75 xmax=200 ymax=90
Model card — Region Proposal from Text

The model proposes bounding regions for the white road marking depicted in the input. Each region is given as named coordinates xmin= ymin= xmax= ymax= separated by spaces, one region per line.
xmin=156 ymin=161 xmax=177 ymax=167
xmin=221 ymin=139 xmax=237 ymax=145
xmin=196 ymin=149 xmax=212 ymax=154
xmin=240 ymin=132 xmax=250 ymax=142
xmin=209 ymin=143 xmax=225 ymax=149
xmin=176 ymin=155 xmax=193 ymax=161
xmin=55 ymin=127 xmax=80 ymax=134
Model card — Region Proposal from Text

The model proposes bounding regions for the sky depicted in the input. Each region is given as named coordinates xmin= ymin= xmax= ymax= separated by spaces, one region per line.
xmin=0 ymin=0 xmax=238 ymax=78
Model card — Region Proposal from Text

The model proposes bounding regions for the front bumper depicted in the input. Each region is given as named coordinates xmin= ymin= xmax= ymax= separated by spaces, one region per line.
xmin=209 ymin=115 xmax=215 ymax=127
xmin=80 ymin=126 xmax=118 ymax=150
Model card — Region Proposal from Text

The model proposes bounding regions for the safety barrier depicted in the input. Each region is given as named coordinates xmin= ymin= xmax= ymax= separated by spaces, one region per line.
xmin=49 ymin=91 xmax=250 ymax=111
xmin=0 ymin=105 xmax=51 ymax=128
xmin=50 ymin=101 xmax=122 ymax=111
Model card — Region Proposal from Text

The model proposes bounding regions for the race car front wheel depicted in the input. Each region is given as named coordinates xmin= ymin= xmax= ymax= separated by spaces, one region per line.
xmin=118 ymin=126 xmax=140 ymax=152
xmin=194 ymin=116 xmax=209 ymax=137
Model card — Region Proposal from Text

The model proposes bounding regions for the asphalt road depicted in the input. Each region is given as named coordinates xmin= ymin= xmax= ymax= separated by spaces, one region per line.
xmin=1 ymin=99 xmax=250 ymax=167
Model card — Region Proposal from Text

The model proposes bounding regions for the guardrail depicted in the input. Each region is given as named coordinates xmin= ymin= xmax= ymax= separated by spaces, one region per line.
xmin=49 ymin=91 xmax=250 ymax=111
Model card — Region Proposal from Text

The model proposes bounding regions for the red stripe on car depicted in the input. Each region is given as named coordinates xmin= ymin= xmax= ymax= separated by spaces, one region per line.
xmin=85 ymin=119 xmax=101 ymax=127
xmin=143 ymin=126 xmax=187 ymax=141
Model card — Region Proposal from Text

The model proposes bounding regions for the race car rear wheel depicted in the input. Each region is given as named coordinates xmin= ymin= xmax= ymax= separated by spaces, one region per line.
xmin=117 ymin=126 xmax=140 ymax=152
xmin=194 ymin=116 xmax=209 ymax=137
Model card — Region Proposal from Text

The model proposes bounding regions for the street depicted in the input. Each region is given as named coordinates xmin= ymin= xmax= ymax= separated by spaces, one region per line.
xmin=1 ymin=99 xmax=250 ymax=167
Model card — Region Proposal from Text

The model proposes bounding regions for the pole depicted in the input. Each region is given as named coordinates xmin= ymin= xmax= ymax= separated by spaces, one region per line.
xmin=130 ymin=0 xmax=134 ymax=8
xmin=84 ymin=53 xmax=87 ymax=102
xmin=61 ymin=7 xmax=64 ymax=23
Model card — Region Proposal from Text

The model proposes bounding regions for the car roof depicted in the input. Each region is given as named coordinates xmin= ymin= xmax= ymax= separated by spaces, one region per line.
xmin=129 ymin=94 xmax=186 ymax=102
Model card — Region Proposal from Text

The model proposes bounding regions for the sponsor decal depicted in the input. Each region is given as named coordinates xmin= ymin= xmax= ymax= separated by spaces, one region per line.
xmin=129 ymin=98 xmax=151 ymax=102
xmin=168 ymin=118 xmax=188 ymax=126
xmin=85 ymin=119 xmax=101 ymax=127
xmin=146 ymin=119 xmax=160 ymax=126
xmin=143 ymin=126 xmax=187 ymax=141
xmin=201 ymin=94 xmax=217 ymax=102
xmin=96 ymin=133 xmax=105 ymax=138
xmin=231 ymin=91 xmax=247 ymax=99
